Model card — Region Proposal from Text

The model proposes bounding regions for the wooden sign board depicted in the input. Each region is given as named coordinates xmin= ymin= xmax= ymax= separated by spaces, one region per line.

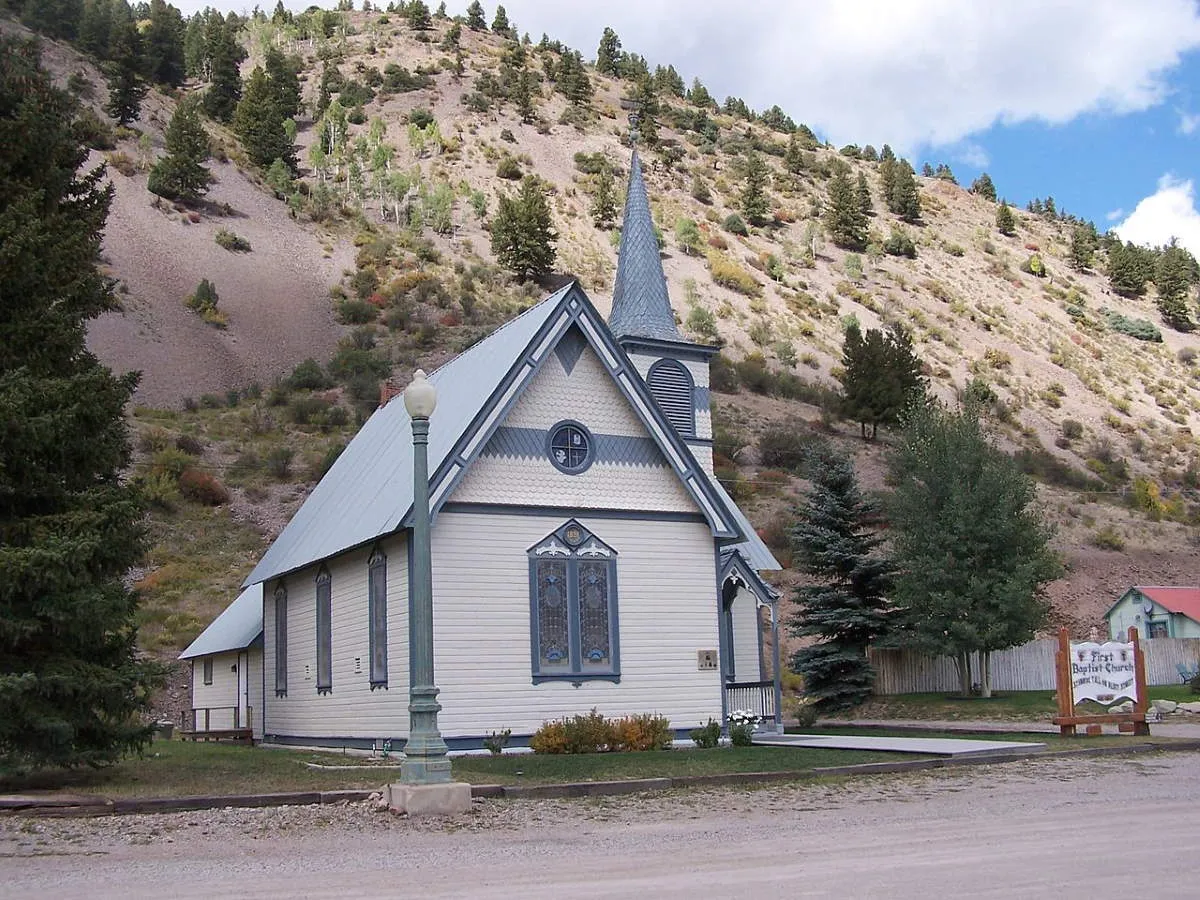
xmin=1053 ymin=626 xmax=1149 ymax=736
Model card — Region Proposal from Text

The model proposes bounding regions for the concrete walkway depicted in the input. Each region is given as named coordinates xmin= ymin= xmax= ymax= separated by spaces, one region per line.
xmin=828 ymin=717 xmax=1200 ymax=739
xmin=756 ymin=733 xmax=1046 ymax=756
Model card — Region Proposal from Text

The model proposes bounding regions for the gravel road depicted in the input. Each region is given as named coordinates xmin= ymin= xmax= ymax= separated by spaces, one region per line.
xmin=4 ymin=753 xmax=1197 ymax=898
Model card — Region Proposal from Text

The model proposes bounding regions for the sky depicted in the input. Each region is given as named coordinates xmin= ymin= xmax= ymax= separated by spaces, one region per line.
xmin=176 ymin=0 xmax=1200 ymax=256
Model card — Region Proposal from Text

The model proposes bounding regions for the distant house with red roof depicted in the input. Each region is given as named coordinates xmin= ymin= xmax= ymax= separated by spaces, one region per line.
xmin=1106 ymin=587 xmax=1200 ymax=640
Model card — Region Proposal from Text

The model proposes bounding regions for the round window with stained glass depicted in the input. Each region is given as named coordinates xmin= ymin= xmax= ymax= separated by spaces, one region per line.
xmin=548 ymin=422 xmax=592 ymax=473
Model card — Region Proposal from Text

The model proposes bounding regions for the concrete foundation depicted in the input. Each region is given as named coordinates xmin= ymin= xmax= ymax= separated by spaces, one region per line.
xmin=387 ymin=782 xmax=473 ymax=817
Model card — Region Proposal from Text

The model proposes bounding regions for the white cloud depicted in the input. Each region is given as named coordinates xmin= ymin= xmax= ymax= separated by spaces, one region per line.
xmin=949 ymin=142 xmax=990 ymax=169
xmin=1179 ymin=110 xmax=1200 ymax=134
xmin=1114 ymin=176 xmax=1200 ymax=257
xmin=174 ymin=1 xmax=1200 ymax=154
xmin=1106 ymin=208 xmax=1126 ymax=222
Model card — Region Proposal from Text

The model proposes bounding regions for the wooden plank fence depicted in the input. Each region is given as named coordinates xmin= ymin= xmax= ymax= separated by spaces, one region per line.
xmin=868 ymin=637 xmax=1200 ymax=695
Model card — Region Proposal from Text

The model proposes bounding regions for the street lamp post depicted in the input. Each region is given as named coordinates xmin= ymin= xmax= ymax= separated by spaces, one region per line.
xmin=400 ymin=369 xmax=451 ymax=785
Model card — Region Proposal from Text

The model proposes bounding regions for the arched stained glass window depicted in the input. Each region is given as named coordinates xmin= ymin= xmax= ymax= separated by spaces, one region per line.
xmin=528 ymin=521 xmax=620 ymax=682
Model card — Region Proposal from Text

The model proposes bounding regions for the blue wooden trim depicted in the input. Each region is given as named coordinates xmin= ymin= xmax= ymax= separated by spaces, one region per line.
xmin=617 ymin=335 xmax=718 ymax=361
xmin=683 ymin=436 xmax=714 ymax=446
xmin=528 ymin=521 xmax=620 ymax=681
xmin=367 ymin=544 xmax=388 ymax=689
xmin=482 ymin=426 xmax=665 ymax=468
xmin=439 ymin=502 xmax=709 ymax=524
xmin=545 ymin=419 xmax=596 ymax=475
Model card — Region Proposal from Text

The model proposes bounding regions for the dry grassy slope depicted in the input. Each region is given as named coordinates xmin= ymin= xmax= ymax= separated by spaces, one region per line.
xmin=5 ymin=20 xmax=353 ymax=409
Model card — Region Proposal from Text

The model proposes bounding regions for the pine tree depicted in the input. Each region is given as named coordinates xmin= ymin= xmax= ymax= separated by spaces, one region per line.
xmin=148 ymin=98 xmax=211 ymax=203
xmin=687 ymin=77 xmax=713 ymax=109
xmin=1155 ymin=240 xmax=1197 ymax=332
xmin=79 ymin=0 xmax=114 ymax=58
xmin=889 ymin=160 xmax=921 ymax=223
xmin=0 ymin=38 xmax=160 ymax=773
xmin=405 ymin=0 xmax=432 ymax=29
xmin=788 ymin=446 xmax=892 ymax=712
xmin=264 ymin=47 xmax=302 ymax=122
xmin=995 ymin=200 xmax=1016 ymax=236
xmin=465 ymin=0 xmax=486 ymax=30
xmin=783 ymin=132 xmax=805 ymax=175
xmin=1068 ymin=223 xmax=1096 ymax=271
xmin=491 ymin=175 xmax=556 ymax=281
xmin=970 ymin=172 xmax=997 ymax=201
xmin=887 ymin=400 xmax=1059 ymax=697
xmin=1107 ymin=241 xmax=1152 ymax=297
xmin=590 ymin=163 xmax=617 ymax=229
xmin=142 ymin=0 xmax=186 ymax=86
xmin=233 ymin=66 xmax=295 ymax=171
xmin=841 ymin=322 xmax=925 ymax=439
xmin=104 ymin=19 xmax=146 ymax=126
xmin=824 ymin=168 xmax=867 ymax=250
xmin=630 ymin=75 xmax=659 ymax=145
xmin=202 ymin=14 xmax=242 ymax=122
xmin=596 ymin=26 xmax=621 ymax=76
xmin=855 ymin=171 xmax=872 ymax=217
xmin=491 ymin=4 xmax=510 ymax=35
xmin=740 ymin=151 xmax=769 ymax=226
xmin=514 ymin=66 xmax=536 ymax=123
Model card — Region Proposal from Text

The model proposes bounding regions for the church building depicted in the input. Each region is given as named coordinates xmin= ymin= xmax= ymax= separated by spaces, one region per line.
xmin=182 ymin=150 xmax=782 ymax=749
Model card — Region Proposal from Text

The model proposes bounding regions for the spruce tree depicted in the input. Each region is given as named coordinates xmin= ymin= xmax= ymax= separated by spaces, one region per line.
xmin=596 ymin=26 xmax=621 ymax=75
xmin=233 ymin=66 xmax=295 ymax=171
xmin=789 ymin=446 xmax=892 ymax=712
xmin=590 ymin=163 xmax=617 ymax=229
xmin=1108 ymin=241 xmax=1152 ymax=297
xmin=688 ymin=77 xmax=713 ymax=109
xmin=1068 ymin=223 xmax=1096 ymax=271
xmin=465 ymin=0 xmax=486 ymax=30
xmin=824 ymin=168 xmax=867 ymax=250
xmin=740 ymin=151 xmax=769 ymax=226
xmin=148 ymin=98 xmax=211 ymax=203
xmin=995 ymin=200 xmax=1016 ymax=236
xmin=784 ymin=132 xmax=805 ymax=175
xmin=491 ymin=175 xmax=556 ymax=281
xmin=0 ymin=39 xmax=159 ymax=774
xmin=405 ymin=0 xmax=432 ymax=29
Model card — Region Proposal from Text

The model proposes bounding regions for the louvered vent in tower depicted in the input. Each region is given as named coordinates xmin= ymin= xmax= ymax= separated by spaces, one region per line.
xmin=648 ymin=361 xmax=695 ymax=438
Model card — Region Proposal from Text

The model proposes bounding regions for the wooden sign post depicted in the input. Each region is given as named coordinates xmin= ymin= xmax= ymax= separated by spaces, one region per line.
xmin=1053 ymin=626 xmax=1149 ymax=736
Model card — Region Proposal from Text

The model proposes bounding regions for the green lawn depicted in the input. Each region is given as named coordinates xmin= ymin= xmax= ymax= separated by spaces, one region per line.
xmin=842 ymin=685 xmax=1197 ymax=721
xmin=2 ymin=739 xmax=926 ymax=799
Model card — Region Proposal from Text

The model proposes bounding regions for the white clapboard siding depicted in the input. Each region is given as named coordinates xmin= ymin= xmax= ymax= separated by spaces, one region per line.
xmin=262 ymin=535 xmax=409 ymax=740
xmin=730 ymin=585 xmax=762 ymax=682
xmin=431 ymin=511 xmax=723 ymax=737
xmin=190 ymin=651 xmax=241 ymax=729
xmin=869 ymin=637 xmax=1200 ymax=694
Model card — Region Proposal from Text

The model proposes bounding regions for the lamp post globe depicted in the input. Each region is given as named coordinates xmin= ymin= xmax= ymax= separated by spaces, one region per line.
xmin=403 ymin=368 xmax=437 ymax=418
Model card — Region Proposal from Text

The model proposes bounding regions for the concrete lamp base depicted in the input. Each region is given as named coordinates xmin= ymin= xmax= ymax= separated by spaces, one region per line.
xmin=387 ymin=782 xmax=473 ymax=817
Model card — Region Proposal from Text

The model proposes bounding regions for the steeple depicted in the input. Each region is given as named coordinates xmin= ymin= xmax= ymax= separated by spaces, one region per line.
xmin=608 ymin=150 xmax=683 ymax=343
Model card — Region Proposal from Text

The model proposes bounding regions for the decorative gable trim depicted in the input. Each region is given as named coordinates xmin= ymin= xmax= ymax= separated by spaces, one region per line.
xmin=422 ymin=282 xmax=741 ymax=540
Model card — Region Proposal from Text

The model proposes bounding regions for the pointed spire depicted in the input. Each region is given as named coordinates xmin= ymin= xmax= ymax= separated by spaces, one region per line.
xmin=608 ymin=151 xmax=683 ymax=343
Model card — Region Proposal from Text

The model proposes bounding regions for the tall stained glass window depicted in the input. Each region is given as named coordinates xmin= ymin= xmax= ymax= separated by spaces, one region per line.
xmin=368 ymin=547 xmax=388 ymax=688
xmin=315 ymin=567 xmax=332 ymax=694
xmin=528 ymin=522 xmax=619 ymax=682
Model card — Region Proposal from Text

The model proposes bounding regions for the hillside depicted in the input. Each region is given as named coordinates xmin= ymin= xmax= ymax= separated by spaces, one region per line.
xmin=8 ymin=7 xmax=1200 ymax=672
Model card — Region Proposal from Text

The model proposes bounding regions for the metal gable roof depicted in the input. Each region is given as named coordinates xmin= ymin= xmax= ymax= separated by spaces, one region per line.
xmin=711 ymin=478 xmax=782 ymax=571
xmin=179 ymin=584 xmax=263 ymax=659
xmin=608 ymin=151 xmax=683 ymax=343
xmin=243 ymin=286 xmax=571 ymax=587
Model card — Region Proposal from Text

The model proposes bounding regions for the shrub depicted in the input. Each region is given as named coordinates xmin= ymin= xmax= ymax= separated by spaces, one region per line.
xmin=611 ymin=713 xmax=673 ymax=752
xmin=408 ymin=107 xmax=435 ymax=128
xmin=288 ymin=395 xmax=334 ymax=425
xmin=265 ymin=446 xmax=295 ymax=479
xmin=483 ymin=728 xmax=512 ymax=755
xmin=690 ymin=718 xmax=721 ymax=748
xmin=1061 ymin=419 xmax=1084 ymax=441
xmin=214 ymin=229 xmax=252 ymax=252
xmin=707 ymin=251 xmax=761 ymax=296
xmin=883 ymin=228 xmax=917 ymax=258
xmin=174 ymin=434 xmax=204 ymax=456
xmin=178 ymin=468 xmax=230 ymax=505
xmin=572 ymin=151 xmax=608 ymax=174
xmin=1091 ymin=525 xmax=1125 ymax=551
xmin=1102 ymin=308 xmax=1162 ymax=342
xmin=758 ymin=422 xmax=814 ymax=471
xmin=336 ymin=298 xmax=378 ymax=325
xmin=711 ymin=354 xmax=739 ymax=392
xmin=136 ymin=470 xmax=179 ymax=509
xmin=1020 ymin=253 xmax=1046 ymax=277
xmin=74 ymin=108 xmax=115 ymax=149
xmin=288 ymin=358 xmax=332 ymax=390
xmin=496 ymin=156 xmax=522 ymax=179
xmin=686 ymin=305 xmax=719 ymax=340
xmin=105 ymin=151 xmax=136 ymax=176
xmin=723 ymin=213 xmax=748 ymax=236
xmin=186 ymin=278 xmax=226 ymax=328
